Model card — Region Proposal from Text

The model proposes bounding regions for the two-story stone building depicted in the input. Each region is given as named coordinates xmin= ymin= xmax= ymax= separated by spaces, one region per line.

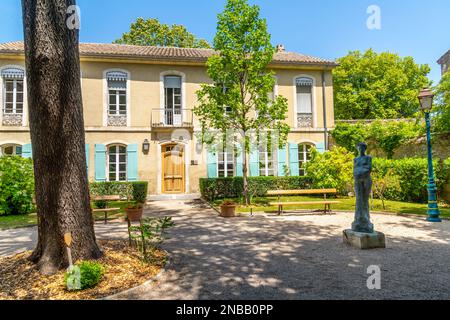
xmin=0 ymin=41 xmax=337 ymax=196
xmin=438 ymin=50 xmax=449 ymax=75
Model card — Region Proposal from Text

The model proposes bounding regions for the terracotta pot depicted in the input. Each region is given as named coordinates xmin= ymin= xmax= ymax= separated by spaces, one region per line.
xmin=220 ymin=204 xmax=238 ymax=218
xmin=126 ymin=207 xmax=143 ymax=222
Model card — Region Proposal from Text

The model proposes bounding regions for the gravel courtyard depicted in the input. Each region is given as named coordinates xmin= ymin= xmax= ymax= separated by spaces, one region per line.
xmin=1 ymin=200 xmax=449 ymax=300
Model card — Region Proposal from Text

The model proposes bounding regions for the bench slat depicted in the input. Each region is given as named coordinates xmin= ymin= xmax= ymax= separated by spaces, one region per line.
xmin=92 ymin=208 xmax=121 ymax=213
xmin=269 ymin=201 xmax=341 ymax=206
xmin=91 ymin=195 xmax=122 ymax=201
xmin=267 ymin=189 xmax=337 ymax=196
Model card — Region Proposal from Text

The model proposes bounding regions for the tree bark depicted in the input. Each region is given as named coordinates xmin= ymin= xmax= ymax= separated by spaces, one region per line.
xmin=22 ymin=0 xmax=102 ymax=275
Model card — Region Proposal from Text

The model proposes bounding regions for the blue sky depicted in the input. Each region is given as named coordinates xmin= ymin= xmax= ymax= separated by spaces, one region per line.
xmin=1 ymin=0 xmax=448 ymax=83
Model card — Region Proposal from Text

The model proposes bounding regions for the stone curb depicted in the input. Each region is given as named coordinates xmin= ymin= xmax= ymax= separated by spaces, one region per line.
xmin=102 ymin=250 xmax=172 ymax=300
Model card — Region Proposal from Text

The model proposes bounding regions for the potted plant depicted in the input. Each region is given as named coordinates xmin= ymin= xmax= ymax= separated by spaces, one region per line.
xmin=220 ymin=200 xmax=238 ymax=218
xmin=125 ymin=182 xmax=148 ymax=222
xmin=125 ymin=201 xmax=144 ymax=222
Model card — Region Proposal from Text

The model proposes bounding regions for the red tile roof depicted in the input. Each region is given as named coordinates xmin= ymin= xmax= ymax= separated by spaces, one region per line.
xmin=0 ymin=41 xmax=337 ymax=67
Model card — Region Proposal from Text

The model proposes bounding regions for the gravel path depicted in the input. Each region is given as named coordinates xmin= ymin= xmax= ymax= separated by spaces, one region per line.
xmin=1 ymin=200 xmax=449 ymax=300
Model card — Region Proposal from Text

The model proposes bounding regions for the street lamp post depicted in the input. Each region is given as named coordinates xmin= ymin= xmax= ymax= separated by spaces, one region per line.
xmin=418 ymin=88 xmax=441 ymax=223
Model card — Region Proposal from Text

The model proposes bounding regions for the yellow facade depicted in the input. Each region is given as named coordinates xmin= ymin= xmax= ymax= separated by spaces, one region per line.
xmin=0 ymin=48 xmax=336 ymax=196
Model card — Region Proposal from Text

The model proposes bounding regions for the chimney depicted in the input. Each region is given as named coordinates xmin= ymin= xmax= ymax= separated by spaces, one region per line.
xmin=276 ymin=44 xmax=285 ymax=53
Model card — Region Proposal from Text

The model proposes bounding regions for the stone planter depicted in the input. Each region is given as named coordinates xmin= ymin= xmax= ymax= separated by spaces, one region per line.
xmin=126 ymin=207 xmax=144 ymax=222
xmin=220 ymin=204 xmax=238 ymax=218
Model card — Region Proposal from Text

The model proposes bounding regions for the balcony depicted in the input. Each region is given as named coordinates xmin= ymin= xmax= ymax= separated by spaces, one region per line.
xmin=151 ymin=109 xmax=193 ymax=129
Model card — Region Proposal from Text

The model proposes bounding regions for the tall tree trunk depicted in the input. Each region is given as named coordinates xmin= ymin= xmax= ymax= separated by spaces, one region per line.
xmin=242 ymin=133 xmax=250 ymax=206
xmin=22 ymin=0 xmax=102 ymax=275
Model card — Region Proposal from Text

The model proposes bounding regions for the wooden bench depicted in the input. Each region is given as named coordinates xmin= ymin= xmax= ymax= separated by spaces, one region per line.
xmin=267 ymin=189 xmax=341 ymax=215
xmin=91 ymin=195 xmax=122 ymax=224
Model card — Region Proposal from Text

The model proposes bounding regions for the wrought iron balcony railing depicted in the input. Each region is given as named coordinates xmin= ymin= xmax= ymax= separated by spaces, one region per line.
xmin=151 ymin=109 xmax=193 ymax=128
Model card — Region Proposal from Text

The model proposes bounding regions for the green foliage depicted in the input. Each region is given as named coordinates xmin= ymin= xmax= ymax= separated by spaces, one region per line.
xmin=200 ymin=176 xmax=312 ymax=201
xmin=90 ymin=182 xmax=132 ymax=199
xmin=194 ymin=0 xmax=290 ymax=204
xmin=114 ymin=17 xmax=210 ymax=48
xmin=0 ymin=156 xmax=35 ymax=216
xmin=129 ymin=217 xmax=174 ymax=262
xmin=305 ymin=147 xmax=355 ymax=195
xmin=372 ymin=169 xmax=401 ymax=210
xmin=331 ymin=120 xmax=421 ymax=158
xmin=131 ymin=182 xmax=148 ymax=204
xmin=373 ymin=158 xmax=449 ymax=203
xmin=65 ymin=261 xmax=104 ymax=291
xmin=434 ymin=71 xmax=450 ymax=133
xmin=333 ymin=49 xmax=431 ymax=120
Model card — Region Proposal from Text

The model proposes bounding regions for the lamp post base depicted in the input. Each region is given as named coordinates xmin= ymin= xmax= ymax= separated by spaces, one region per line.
xmin=427 ymin=216 xmax=442 ymax=223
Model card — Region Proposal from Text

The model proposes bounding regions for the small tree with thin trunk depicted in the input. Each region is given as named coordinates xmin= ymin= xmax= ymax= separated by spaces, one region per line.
xmin=22 ymin=0 xmax=102 ymax=274
xmin=195 ymin=0 xmax=289 ymax=205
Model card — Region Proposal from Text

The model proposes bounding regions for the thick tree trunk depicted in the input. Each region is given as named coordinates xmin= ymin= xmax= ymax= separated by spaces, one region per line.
xmin=22 ymin=0 xmax=102 ymax=275
xmin=242 ymin=135 xmax=250 ymax=206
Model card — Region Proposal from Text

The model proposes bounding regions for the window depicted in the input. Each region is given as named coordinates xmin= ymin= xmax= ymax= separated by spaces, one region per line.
xmin=0 ymin=144 xmax=22 ymax=157
xmin=107 ymin=72 xmax=127 ymax=116
xmin=259 ymin=138 xmax=277 ymax=177
xmin=164 ymin=76 xmax=182 ymax=125
xmin=298 ymin=143 xmax=314 ymax=176
xmin=296 ymin=77 xmax=313 ymax=128
xmin=218 ymin=148 xmax=235 ymax=178
xmin=108 ymin=145 xmax=127 ymax=182
xmin=2 ymin=68 xmax=25 ymax=117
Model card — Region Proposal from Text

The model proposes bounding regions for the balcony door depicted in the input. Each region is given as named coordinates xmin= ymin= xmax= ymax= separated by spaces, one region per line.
xmin=164 ymin=76 xmax=182 ymax=126
xmin=162 ymin=144 xmax=185 ymax=194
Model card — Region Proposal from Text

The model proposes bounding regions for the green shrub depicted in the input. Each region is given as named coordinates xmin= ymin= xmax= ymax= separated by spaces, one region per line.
xmin=200 ymin=176 xmax=312 ymax=201
xmin=90 ymin=182 xmax=133 ymax=199
xmin=131 ymin=182 xmax=148 ymax=204
xmin=65 ymin=261 xmax=104 ymax=291
xmin=305 ymin=147 xmax=355 ymax=195
xmin=0 ymin=156 xmax=35 ymax=216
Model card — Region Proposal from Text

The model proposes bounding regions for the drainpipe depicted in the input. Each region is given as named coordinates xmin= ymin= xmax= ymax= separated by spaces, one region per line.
xmin=322 ymin=70 xmax=329 ymax=151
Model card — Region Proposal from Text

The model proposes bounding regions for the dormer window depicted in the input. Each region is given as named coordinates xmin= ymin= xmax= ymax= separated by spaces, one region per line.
xmin=2 ymin=67 xmax=25 ymax=126
xmin=106 ymin=71 xmax=128 ymax=127
xmin=296 ymin=77 xmax=314 ymax=128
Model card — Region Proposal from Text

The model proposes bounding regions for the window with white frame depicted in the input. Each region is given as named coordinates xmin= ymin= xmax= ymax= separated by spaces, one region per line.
xmin=298 ymin=143 xmax=314 ymax=176
xmin=164 ymin=76 xmax=182 ymax=125
xmin=106 ymin=71 xmax=128 ymax=126
xmin=296 ymin=77 xmax=313 ymax=128
xmin=0 ymin=144 xmax=22 ymax=157
xmin=2 ymin=68 xmax=25 ymax=126
xmin=218 ymin=147 xmax=235 ymax=178
xmin=108 ymin=145 xmax=127 ymax=182
xmin=259 ymin=138 xmax=277 ymax=177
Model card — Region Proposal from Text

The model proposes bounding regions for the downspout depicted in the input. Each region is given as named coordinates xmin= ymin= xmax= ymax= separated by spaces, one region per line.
xmin=322 ymin=70 xmax=329 ymax=151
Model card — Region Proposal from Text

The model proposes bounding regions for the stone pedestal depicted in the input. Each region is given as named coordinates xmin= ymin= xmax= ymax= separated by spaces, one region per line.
xmin=343 ymin=229 xmax=386 ymax=250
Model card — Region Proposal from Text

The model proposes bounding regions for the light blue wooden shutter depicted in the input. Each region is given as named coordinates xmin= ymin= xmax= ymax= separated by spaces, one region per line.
xmin=207 ymin=150 xmax=217 ymax=178
xmin=236 ymin=143 xmax=243 ymax=177
xmin=85 ymin=144 xmax=90 ymax=176
xmin=289 ymin=143 xmax=300 ymax=176
xmin=94 ymin=144 xmax=107 ymax=182
xmin=249 ymin=148 xmax=259 ymax=177
xmin=316 ymin=142 xmax=326 ymax=154
xmin=277 ymin=146 xmax=287 ymax=176
xmin=22 ymin=144 xmax=32 ymax=159
xmin=127 ymin=144 xmax=138 ymax=181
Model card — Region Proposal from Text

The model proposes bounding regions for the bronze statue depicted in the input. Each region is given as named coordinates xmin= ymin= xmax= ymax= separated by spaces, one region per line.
xmin=352 ymin=142 xmax=374 ymax=233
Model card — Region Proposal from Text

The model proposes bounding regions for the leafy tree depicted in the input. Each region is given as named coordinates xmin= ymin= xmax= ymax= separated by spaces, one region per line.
xmin=331 ymin=120 xmax=420 ymax=158
xmin=114 ymin=18 xmax=210 ymax=48
xmin=333 ymin=49 xmax=431 ymax=120
xmin=22 ymin=0 xmax=102 ymax=274
xmin=434 ymin=71 xmax=450 ymax=133
xmin=194 ymin=0 xmax=289 ymax=205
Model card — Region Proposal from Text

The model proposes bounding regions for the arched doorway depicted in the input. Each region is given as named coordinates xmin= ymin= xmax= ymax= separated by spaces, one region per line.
xmin=162 ymin=143 xmax=185 ymax=194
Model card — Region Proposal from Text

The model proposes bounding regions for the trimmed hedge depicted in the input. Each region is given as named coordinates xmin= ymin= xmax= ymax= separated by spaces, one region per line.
xmin=200 ymin=176 xmax=312 ymax=201
xmin=89 ymin=181 xmax=149 ymax=202
xmin=372 ymin=158 xmax=450 ymax=203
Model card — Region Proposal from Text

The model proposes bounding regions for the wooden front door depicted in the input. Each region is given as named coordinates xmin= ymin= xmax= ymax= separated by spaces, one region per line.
xmin=162 ymin=144 xmax=185 ymax=194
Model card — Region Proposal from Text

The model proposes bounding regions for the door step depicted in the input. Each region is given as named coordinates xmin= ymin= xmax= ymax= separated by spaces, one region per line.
xmin=147 ymin=193 xmax=201 ymax=201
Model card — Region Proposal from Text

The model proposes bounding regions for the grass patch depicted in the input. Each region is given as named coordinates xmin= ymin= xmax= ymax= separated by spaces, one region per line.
xmin=0 ymin=201 xmax=129 ymax=230
xmin=212 ymin=196 xmax=450 ymax=218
